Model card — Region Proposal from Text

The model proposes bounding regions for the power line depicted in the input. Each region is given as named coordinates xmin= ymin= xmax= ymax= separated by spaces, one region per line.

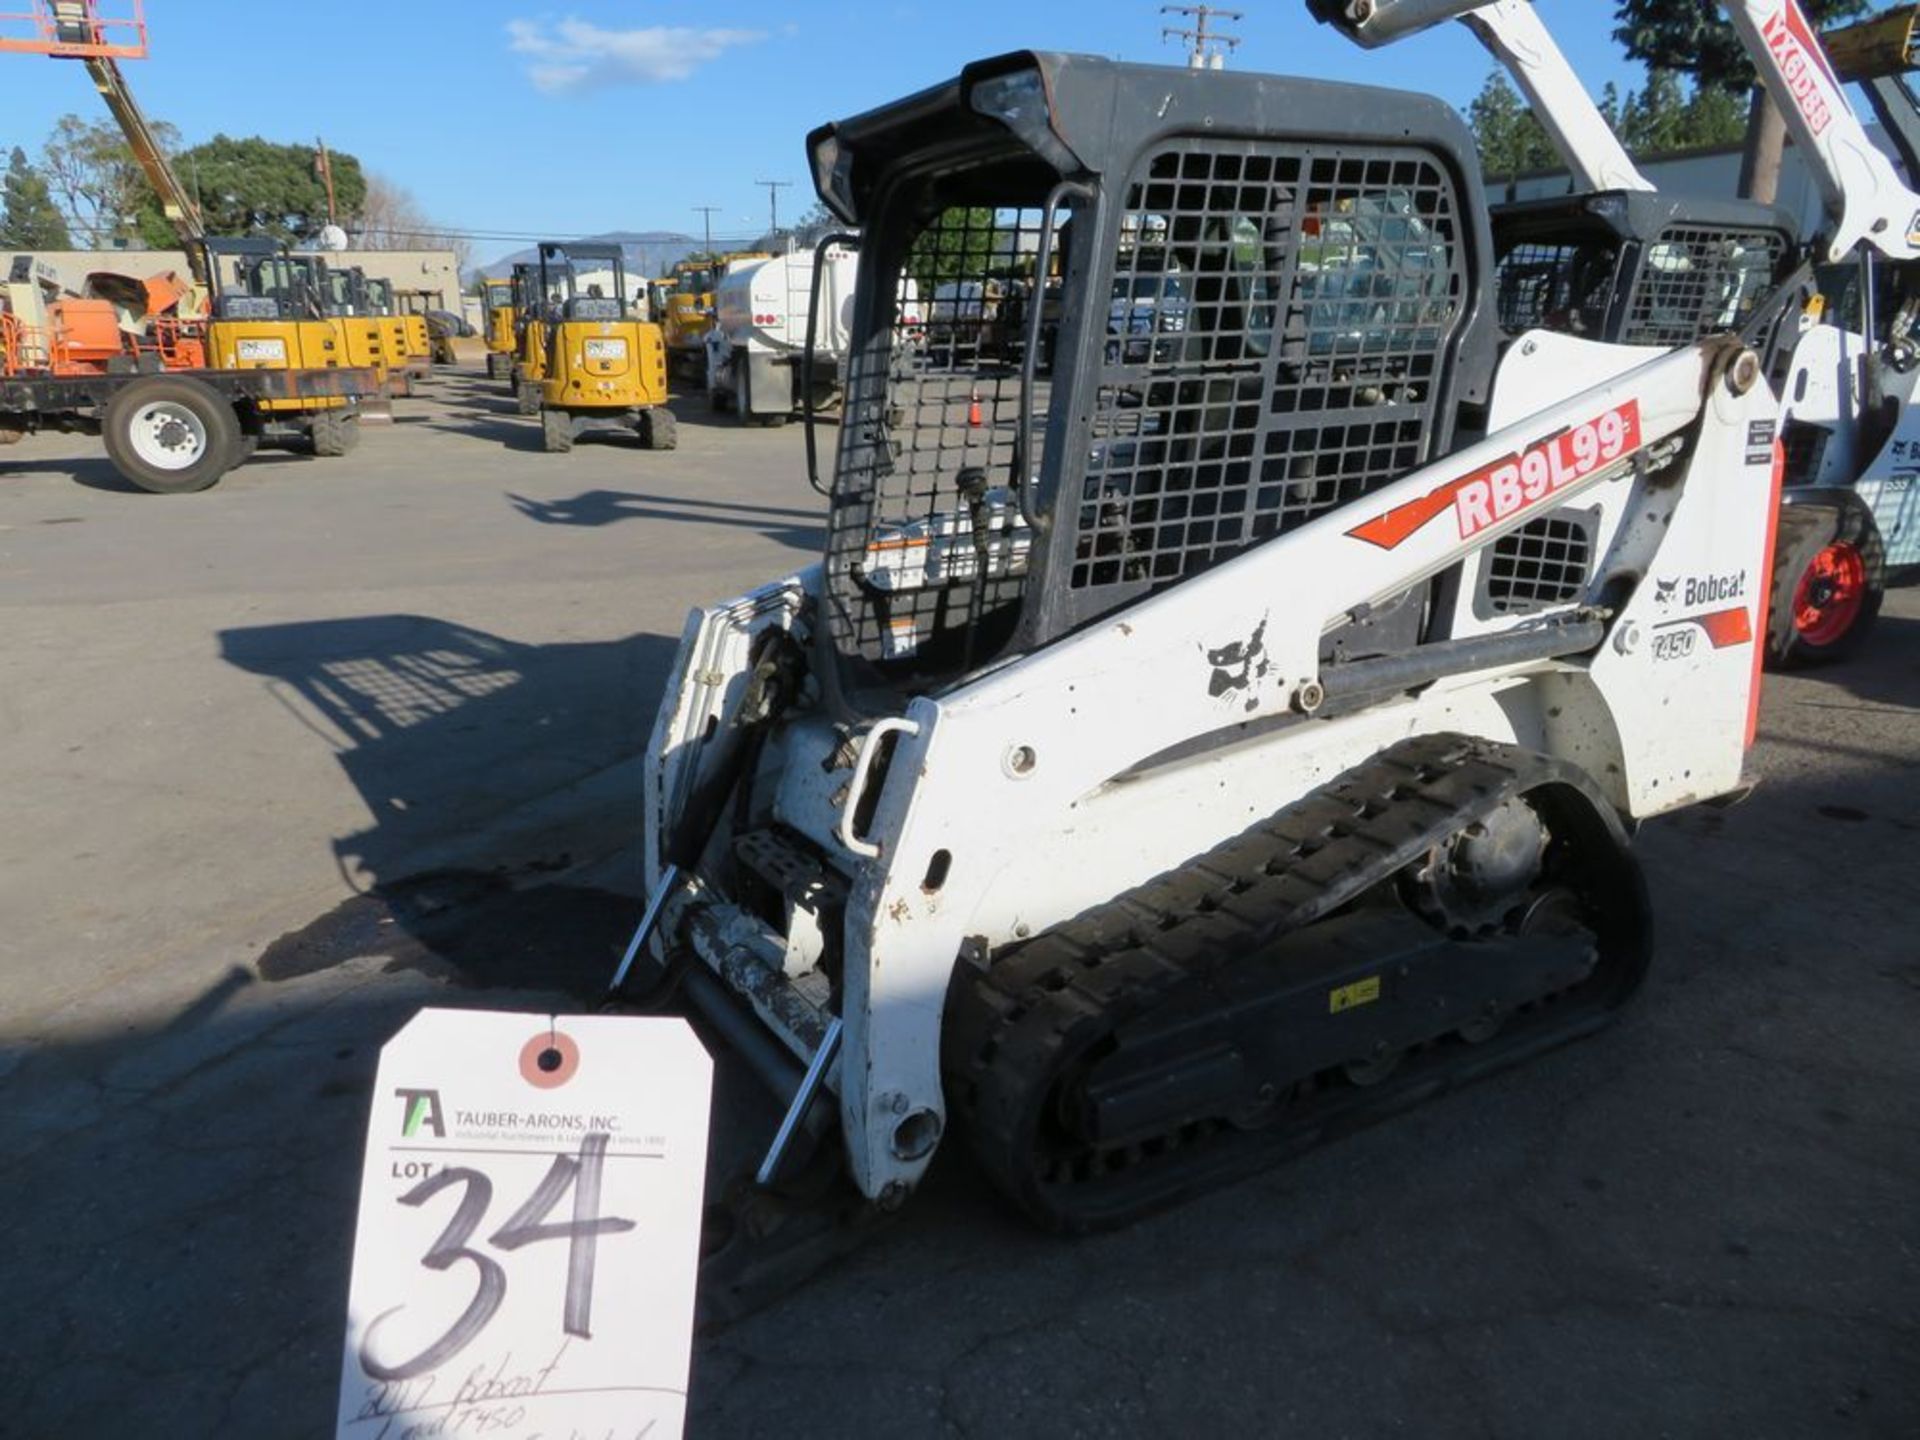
xmin=1161 ymin=4 xmax=1242 ymax=69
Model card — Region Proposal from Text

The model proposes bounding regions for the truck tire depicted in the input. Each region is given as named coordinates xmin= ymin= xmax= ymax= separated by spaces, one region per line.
xmin=1766 ymin=498 xmax=1884 ymax=667
xmin=541 ymin=408 xmax=574 ymax=453
xmin=310 ymin=411 xmax=360 ymax=458
xmin=641 ymin=407 xmax=677 ymax=451
xmin=100 ymin=374 xmax=238 ymax=494
xmin=516 ymin=381 xmax=541 ymax=417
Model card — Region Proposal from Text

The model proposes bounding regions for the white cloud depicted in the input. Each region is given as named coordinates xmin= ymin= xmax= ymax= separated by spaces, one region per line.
xmin=506 ymin=17 xmax=766 ymax=91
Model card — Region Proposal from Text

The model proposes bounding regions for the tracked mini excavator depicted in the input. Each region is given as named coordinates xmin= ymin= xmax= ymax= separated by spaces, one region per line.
xmin=526 ymin=240 xmax=674 ymax=453
xmin=623 ymin=25 xmax=1795 ymax=1306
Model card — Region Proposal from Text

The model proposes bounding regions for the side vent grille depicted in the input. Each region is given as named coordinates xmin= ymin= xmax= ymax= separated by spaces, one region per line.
xmin=1481 ymin=509 xmax=1595 ymax=615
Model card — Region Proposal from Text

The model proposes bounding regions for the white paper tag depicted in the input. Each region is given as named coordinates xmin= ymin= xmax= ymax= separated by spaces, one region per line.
xmin=336 ymin=1009 xmax=712 ymax=1439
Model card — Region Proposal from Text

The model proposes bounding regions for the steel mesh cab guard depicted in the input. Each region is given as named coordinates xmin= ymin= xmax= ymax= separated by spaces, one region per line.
xmin=1489 ymin=190 xmax=1796 ymax=351
xmin=809 ymin=52 xmax=1501 ymax=707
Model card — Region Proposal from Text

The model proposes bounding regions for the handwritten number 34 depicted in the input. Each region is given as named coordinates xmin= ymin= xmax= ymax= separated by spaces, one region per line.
xmin=359 ymin=1132 xmax=637 ymax=1381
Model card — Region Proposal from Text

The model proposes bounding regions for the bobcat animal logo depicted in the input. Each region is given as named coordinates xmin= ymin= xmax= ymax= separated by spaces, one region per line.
xmin=1654 ymin=577 xmax=1678 ymax=608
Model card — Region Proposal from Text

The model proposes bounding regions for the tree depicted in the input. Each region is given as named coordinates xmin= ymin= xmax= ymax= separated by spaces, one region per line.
xmin=790 ymin=201 xmax=840 ymax=249
xmin=139 ymin=134 xmax=367 ymax=244
xmin=41 ymin=112 xmax=180 ymax=245
xmin=1468 ymin=69 xmax=1557 ymax=180
xmin=905 ymin=207 xmax=1000 ymax=291
xmin=1 ymin=146 xmax=71 ymax=248
xmin=354 ymin=173 xmax=470 ymax=268
xmin=1613 ymin=0 xmax=1869 ymax=201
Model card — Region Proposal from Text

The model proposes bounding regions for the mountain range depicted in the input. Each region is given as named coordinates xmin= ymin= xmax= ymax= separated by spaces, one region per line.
xmin=472 ymin=230 xmax=720 ymax=283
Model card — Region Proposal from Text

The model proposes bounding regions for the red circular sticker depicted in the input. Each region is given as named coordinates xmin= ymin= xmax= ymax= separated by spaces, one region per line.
xmin=519 ymin=1028 xmax=580 ymax=1089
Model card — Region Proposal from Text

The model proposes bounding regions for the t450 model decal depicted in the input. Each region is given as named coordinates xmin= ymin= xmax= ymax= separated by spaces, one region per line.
xmin=1348 ymin=399 xmax=1642 ymax=551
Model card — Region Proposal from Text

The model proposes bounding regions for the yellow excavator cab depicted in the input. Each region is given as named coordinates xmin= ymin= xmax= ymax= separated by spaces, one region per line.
xmin=359 ymin=275 xmax=430 ymax=389
xmin=298 ymin=258 xmax=395 ymax=392
xmin=201 ymin=239 xmax=351 ymax=415
xmin=661 ymin=249 xmax=771 ymax=380
xmin=509 ymin=260 xmax=557 ymax=411
xmin=482 ymin=276 xmax=517 ymax=379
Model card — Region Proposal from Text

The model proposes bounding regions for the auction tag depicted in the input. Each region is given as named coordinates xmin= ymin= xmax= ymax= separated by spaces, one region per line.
xmin=336 ymin=1009 xmax=712 ymax=1439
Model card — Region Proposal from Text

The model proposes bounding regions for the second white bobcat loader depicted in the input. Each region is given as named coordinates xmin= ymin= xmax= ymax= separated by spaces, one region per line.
xmin=1321 ymin=0 xmax=1920 ymax=664
xmin=622 ymin=46 xmax=1783 ymax=1305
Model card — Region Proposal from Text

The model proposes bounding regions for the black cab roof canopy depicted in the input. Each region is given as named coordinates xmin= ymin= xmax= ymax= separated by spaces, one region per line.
xmin=807 ymin=49 xmax=1491 ymax=234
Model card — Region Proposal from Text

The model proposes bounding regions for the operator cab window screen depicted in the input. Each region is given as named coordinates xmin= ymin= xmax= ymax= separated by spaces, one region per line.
xmin=1076 ymin=144 xmax=1465 ymax=593
xmin=1623 ymin=226 xmax=1784 ymax=347
xmin=1493 ymin=234 xmax=1621 ymax=337
xmin=831 ymin=201 xmax=1062 ymax=672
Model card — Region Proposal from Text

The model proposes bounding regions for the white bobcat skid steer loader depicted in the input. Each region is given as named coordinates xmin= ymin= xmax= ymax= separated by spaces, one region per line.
xmin=1319 ymin=0 xmax=1920 ymax=664
xmin=630 ymin=50 xmax=1781 ymax=1305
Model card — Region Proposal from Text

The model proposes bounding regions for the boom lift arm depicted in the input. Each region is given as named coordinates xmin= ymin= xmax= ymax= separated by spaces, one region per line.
xmin=82 ymin=50 xmax=203 ymax=261
xmin=1319 ymin=0 xmax=1920 ymax=263
xmin=1 ymin=3 xmax=205 ymax=275
xmin=1308 ymin=0 xmax=1653 ymax=192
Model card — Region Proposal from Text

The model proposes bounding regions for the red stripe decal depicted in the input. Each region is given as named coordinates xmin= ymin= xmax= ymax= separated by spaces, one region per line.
xmin=1747 ymin=441 xmax=1786 ymax=747
xmin=1348 ymin=400 xmax=1642 ymax=551
xmin=1697 ymin=605 xmax=1754 ymax=649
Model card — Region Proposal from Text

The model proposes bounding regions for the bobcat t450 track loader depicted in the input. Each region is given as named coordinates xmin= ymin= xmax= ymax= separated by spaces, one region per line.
xmin=627 ymin=47 xmax=1782 ymax=1296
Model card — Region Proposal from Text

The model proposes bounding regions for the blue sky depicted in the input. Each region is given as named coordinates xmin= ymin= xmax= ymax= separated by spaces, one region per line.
xmin=3 ymin=1 xmax=1643 ymax=266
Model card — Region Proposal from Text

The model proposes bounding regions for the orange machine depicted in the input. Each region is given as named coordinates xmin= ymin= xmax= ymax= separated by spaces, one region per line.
xmin=0 ymin=262 xmax=209 ymax=377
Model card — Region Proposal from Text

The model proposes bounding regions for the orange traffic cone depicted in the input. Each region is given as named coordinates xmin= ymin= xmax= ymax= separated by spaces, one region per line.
xmin=968 ymin=386 xmax=984 ymax=427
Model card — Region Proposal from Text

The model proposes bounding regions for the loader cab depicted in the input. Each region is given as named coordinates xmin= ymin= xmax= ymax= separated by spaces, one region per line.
xmin=197 ymin=236 xmax=343 ymax=377
xmin=807 ymin=50 xmax=1498 ymax=701
xmin=1489 ymin=191 xmax=1795 ymax=353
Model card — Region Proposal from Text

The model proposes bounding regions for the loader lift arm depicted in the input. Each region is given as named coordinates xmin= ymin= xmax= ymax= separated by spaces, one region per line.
xmin=1308 ymin=0 xmax=1653 ymax=192
xmin=1318 ymin=0 xmax=1920 ymax=264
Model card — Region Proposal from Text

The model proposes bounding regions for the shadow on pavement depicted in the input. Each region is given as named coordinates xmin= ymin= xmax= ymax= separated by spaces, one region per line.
xmin=505 ymin=488 xmax=825 ymax=551
xmin=2 ymin=613 xmax=1917 ymax=1436
xmin=218 ymin=614 xmax=672 ymax=903
xmin=3 ymin=448 xmax=310 ymax=495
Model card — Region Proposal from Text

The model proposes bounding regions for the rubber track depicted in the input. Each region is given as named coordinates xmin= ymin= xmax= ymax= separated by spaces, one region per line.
xmin=943 ymin=732 xmax=1637 ymax=1231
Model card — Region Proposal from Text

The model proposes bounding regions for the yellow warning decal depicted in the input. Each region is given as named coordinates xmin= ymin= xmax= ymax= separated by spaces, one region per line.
xmin=1329 ymin=975 xmax=1382 ymax=1014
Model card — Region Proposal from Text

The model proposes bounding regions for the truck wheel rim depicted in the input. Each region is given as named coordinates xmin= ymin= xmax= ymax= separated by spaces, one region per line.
xmin=1791 ymin=541 xmax=1867 ymax=647
xmin=127 ymin=400 xmax=207 ymax=471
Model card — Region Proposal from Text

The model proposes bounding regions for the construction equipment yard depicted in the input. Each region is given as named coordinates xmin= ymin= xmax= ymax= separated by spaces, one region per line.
xmin=2 ymin=373 xmax=1915 ymax=1437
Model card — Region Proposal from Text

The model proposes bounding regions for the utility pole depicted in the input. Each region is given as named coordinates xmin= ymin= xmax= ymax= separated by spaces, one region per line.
xmin=693 ymin=204 xmax=721 ymax=259
xmin=755 ymin=179 xmax=793 ymax=241
xmin=314 ymin=137 xmax=337 ymax=222
xmin=1161 ymin=4 xmax=1242 ymax=69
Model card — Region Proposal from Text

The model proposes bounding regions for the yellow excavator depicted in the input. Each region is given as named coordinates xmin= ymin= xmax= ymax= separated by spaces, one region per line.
xmin=481 ymin=274 xmax=516 ymax=379
xmin=661 ymin=250 xmax=770 ymax=381
xmin=360 ymin=274 xmax=431 ymax=392
xmin=510 ymin=260 xmax=553 ymax=413
xmin=200 ymin=236 xmax=363 ymax=454
xmin=294 ymin=256 xmax=397 ymax=395
xmin=528 ymin=239 xmax=674 ymax=452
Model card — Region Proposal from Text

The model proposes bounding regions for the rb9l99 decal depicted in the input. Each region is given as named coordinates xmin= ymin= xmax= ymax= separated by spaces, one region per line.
xmin=1349 ymin=400 xmax=1641 ymax=551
